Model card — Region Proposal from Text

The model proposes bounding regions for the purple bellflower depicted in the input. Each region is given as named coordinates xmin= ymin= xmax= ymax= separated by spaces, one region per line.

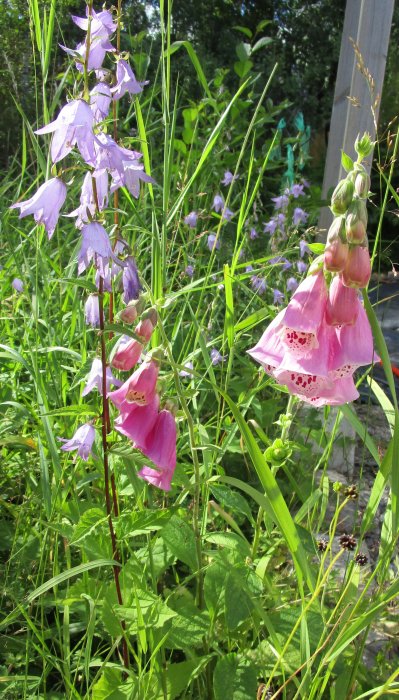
xmin=82 ymin=357 xmax=121 ymax=397
xmin=36 ymin=100 xmax=96 ymax=165
xmin=263 ymin=219 xmax=277 ymax=235
xmin=222 ymin=207 xmax=234 ymax=222
xmin=286 ymin=276 xmax=299 ymax=293
xmin=111 ymin=59 xmax=148 ymax=100
xmin=12 ymin=278 xmax=24 ymax=293
xmin=272 ymin=194 xmax=289 ymax=210
xmin=180 ymin=361 xmax=194 ymax=377
xmin=297 ymin=260 xmax=308 ymax=274
xmin=290 ymin=183 xmax=305 ymax=198
xmin=293 ymin=208 xmax=308 ymax=226
xmin=60 ymin=37 xmax=114 ymax=73
xmin=11 ymin=178 xmax=67 ymax=239
xmin=78 ymin=222 xmax=121 ymax=277
xmin=185 ymin=264 xmax=194 ymax=277
xmin=85 ymin=294 xmax=100 ymax=327
xmin=269 ymin=256 xmax=292 ymax=271
xmin=249 ymin=227 xmax=258 ymax=240
xmin=59 ymin=423 xmax=95 ymax=461
xmin=251 ymin=275 xmax=267 ymax=294
xmin=273 ymin=289 xmax=285 ymax=305
xmin=68 ymin=170 xmax=108 ymax=228
xmin=72 ymin=8 xmax=117 ymax=38
xmin=221 ymin=171 xmax=238 ymax=186
xmin=213 ymin=194 xmax=224 ymax=213
xmin=184 ymin=211 xmax=198 ymax=228
xmin=210 ymin=348 xmax=226 ymax=365
xmin=299 ymin=239 xmax=310 ymax=258
xmin=122 ymin=256 xmax=141 ymax=303
xmin=90 ymin=83 xmax=112 ymax=122
xmin=207 ymin=234 xmax=220 ymax=252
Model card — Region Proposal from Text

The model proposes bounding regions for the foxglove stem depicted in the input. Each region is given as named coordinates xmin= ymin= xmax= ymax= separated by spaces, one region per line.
xmin=98 ymin=276 xmax=129 ymax=670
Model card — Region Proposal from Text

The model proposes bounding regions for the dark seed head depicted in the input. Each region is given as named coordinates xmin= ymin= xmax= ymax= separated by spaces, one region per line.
xmin=345 ymin=484 xmax=358 ymax=499
xmin=339 ymin=533 xmax=357 ymax=551
xmin=354 ymin=553 xmax=368 ymax=566
xmin=257 ymin=685 xmax=274 ymax=700
xmin=317 ymin=538 xmax=328 ymax=552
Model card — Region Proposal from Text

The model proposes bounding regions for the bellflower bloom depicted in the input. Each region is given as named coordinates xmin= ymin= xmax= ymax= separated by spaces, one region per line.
xmin=294 ymin=208 xmax=308 ymax=226
xmin=276 ymin=213 xmax=286 ymax=229
xmin=272 ymin=194 xmax=289 ymax=210
xmin=210 ymin=348 xmax=226 ymax=365
xmin=61 ymin=37 xmax=114 ymax=73
xmin=297 ymin=260 xmax=308 ymax=275
xmin=207 ymin=234 xmax=220 ymax=251
xmin=185 ymin=264 xmax=194 ymax=277
xmin=11 ymin=178 xmax=67 ymax=239
xmin=69 ymin=170 xmax=108 ymax=228
xmin=110 ymin=159 xmax=154 ymax=198
xmin=141 ymin=410 xmax=177 ymax=471
xmin=222 ymin=207 xmax=234 ymax=222
xmin=184 ymin=211 xmax=198 ymax=228
xmin=290 ymin=183 xmax=305 ymax=198
xmin=111 ymin=335 xmax=143 ymax=371
xmin=263 ymin=219 xmax=277 ymax=235
xmin=72 ymin=8 xmax=117 ymax=38
xmin=36 ymin=100 xmax=96 ymax=165
xmin=82 ymin=358 xmax=121 ymax=397
xmin=245 ymin=265 xmax=254 ymax=273
xmin=213 ymin=194 xmax=224 ymax=213
xmin=111 ymin=59 xmax=148 ymax=100
xmin=286 ymin=277 xmax=299 ymax=293
xmin=273 ymin=289 xmax=285 ymax=305
xmin=59 ymin=423 xmax=95 ymax=461
xmin=251 ymin=276 xmax=267 ymax=294
xmin=249 ymin=227 xmax=258 ymax=240
xmin=180 ymin=361 xmax=194 ymax=377
xmin=299 ymin=240 xmax=310 ymax=258
xmin=122 ymin=256 xmax=141 ymax=303
xmin=108 ymin=361 xmax=159 ymax=416
xmin=95 ymin=263 xmax=114 ymax=292
xmin=269 ymin=256 xmax=291 ymax=271
xmin=12 ymin=278 xmax=24 ymax=293
xmin=78 ymin=222 xmax=121 ymax=277
xmin=85 ymin=294 xmax=100 ymax=327
xmin=221 ymin=171 xmax=238 ymax=186
xmin=90 ymin=83 xmax=112 ymax=122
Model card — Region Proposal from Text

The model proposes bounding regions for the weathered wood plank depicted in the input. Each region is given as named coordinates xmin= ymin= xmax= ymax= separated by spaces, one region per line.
xmin=318 ymin=0 xmax=394 ymax=236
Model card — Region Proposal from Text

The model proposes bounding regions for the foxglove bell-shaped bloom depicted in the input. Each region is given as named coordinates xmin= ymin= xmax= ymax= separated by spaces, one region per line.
xmin=85 ymin=294 xmax=100 ymax=327
xmin=90 ymin=83 xmax=112 ymax=122
xmin=342 ymin=245 xmax=371 ymax=288
xmin=114 ymin=395 xmax=160 ymax=448
xmin=59 ymin=423 xmax=95 ymax=461
xmin=111 ymin=334 xmax=143 ymax=371
xmin=36 ymin=100 xmax=96 ymax=165
xmin=111 ymin=59 xmax=148 ymax=100
xmin=302 ymin=376 xmax=359 ymax=407
xmin=281 ymin=270 xmax=328 ymax=354
xmin=108 ymin=361 xmax=159 ymax=415
xmin=141 ymin=410 xmax=177 ymax=470
xmin=82 ymin=358 xmax=121 ymax=396
xmin=329 ymin=303 xmax=378 ymax=378
xmin=138 ymin=465 xmax=174 ymax=492
xmin=325 ymin=276 xmax=359 ymax=326
xmin=122 ymin=256 xmax=141 ymax=303
xmin=11 ymin=178 xmax=67 ymax=239
xmin=136 ymin=318 xmax=155 ymax=342
xmin=78 ymin=222 xmax=121 ymax=277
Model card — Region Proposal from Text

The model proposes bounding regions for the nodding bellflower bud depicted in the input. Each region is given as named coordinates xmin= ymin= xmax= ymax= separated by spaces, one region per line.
xmin=331 ymin=178 xmax=354 ymax=216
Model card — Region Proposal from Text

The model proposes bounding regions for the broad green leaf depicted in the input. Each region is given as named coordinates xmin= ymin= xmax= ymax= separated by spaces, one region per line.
xmin=213 ymin=654 xmax=257 ymax=700
xmin=161 ymin=515 xmax=198 ymax=572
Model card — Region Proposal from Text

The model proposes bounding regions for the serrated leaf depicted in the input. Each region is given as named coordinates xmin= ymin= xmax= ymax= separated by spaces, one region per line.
xmin=162 ymin=515 xmax=198 ymax=571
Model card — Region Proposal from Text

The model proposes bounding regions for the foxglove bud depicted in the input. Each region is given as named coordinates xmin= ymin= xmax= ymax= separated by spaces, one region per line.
xmin=354 ymin=169 xmax=370 ymax=198
xmin=331 ymin=178 xmax=354 ymax=215
xmin=324 ymin=217 xmax=348 ymax=272
xmin=341 ymin=244 xmax=371 ymax=288
xmin=345 ymin=199 xmax=367 ymax=245
xmin=355 ymin=132 xmax=373 ymax=159
xmin=325 ymin=275 xmax=359 ymax=326
xmin=118 ymin=297 xmax=145 ymax=324
xmin=136 ymin=317 xmax=155 ymax=342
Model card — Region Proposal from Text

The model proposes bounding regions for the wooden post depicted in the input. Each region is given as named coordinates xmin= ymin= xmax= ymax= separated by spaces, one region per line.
xmin=318 ymin=0 xmax=394 ymax=236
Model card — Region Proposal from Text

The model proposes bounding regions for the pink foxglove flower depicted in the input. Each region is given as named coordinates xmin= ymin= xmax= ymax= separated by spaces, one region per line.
xmin=281 ymin=270 xmax=328 ymax=354
xmin=329 ymin=303 xmax=378 ymax=379
xmin=82 ymin=358 xmax=121 ymax=396
xmin=141 ymin=410 xmax=177 ymax=470
xmin=302 ymin=376 xmax=359 ymax=407
xmin=59 ymin=423 xmax=95 ymax=461
xmin=138 ymin=465 xmax=174 ymax=492
xmin=111 ymin=335 xmax=143 ymax=371
xmin=108 ymin=361 xmax=159 ymax=415
xmin=342 ymin=245 xmax=371 ymax=288
xmin=36 ymin=100 xmax=96 ymax=165
xmin=114 ymin=395 xmax=160 ymax=448
xmin=111 ymin=59 xmax=148 ymax=100
xmin=78 ymin=222 xmax=121 ymax=277
xmin=325 ymin=276 xmax=359 ymax=326
xmin=136 ymin=318 xmax=155 ymax=342
xmin=11 ymin=178 xmax=66 ymax=239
